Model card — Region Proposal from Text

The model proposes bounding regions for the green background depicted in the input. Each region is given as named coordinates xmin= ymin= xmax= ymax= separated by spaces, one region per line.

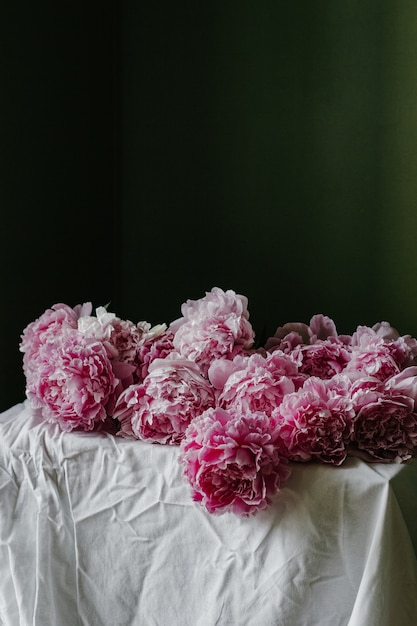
xmin=1 ymin=2 xmax=417 ymax=412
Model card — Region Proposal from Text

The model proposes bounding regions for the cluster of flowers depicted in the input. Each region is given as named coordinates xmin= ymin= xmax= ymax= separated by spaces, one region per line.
xmin=20 ymin=287 xmax=417 ymax=517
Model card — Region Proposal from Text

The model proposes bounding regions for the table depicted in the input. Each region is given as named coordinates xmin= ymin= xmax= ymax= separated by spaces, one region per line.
xmin=1 ymin=402 xmax=417 ymax=626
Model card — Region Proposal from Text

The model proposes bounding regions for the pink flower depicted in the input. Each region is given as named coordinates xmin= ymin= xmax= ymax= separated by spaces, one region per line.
xmin=170 ymin=287 xmax=255 ymax=375
xmin=349 ymin=323 xmax=417 ymax=375
xmin=77 ymin=307 xmax=150 ymax=383
xmin=209 ymin=351 xmax=304 ymax=416
xmin=179 ymin=407 xmax=291 ymax=516
xmin=114 ymin=358 xmax=215 ymax=444
xmin=309 ymin=314 xmax=338 ymax=341
xmin=264 ymin=323 xmax=310 ymax=353
xmin=273 ymin=376 xmax=355 ymax=465
xmin=345 ymin=343 xmax=400 ymax=382
xmin=20 ymin=302 xmax=92 ymax=376
xmin=352 ymin=392 xmax=417 ymax=462
xmin=291 ymin=338 xmax=351 ymax=379
xmin=265 ymin=314 xmax=343 ymax=353
xmin=26 ymin=330 xmax=118 ymax=432
xmin=134 ymin=324 xmax=175 ymax=382
xmin=371 ymin=321 xmax=417 ymax=365
xmin=383 ymin=366 xmax=417 ymax=407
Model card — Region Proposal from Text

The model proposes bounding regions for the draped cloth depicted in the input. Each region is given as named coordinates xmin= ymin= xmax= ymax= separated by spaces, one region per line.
xmin=1 ymin=402 xmax=417 ymax=626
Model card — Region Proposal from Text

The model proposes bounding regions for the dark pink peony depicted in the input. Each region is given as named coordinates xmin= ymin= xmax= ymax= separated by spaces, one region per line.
xmin=273 ymin=376 xmax=355 ymax=465
xmin=291 ymin=338 xmax=351 ymax=379
xmin=114 ymin=357 xmax=215 ymax=444
xmin=352 ymin=392 xmax=417 ymax=462
xmin=179 ymin=407 xmax=292 ymax=516
xmin=26 ymin=330 xmax=118 ymax=432
xmin=170 ymin=287 xmax=255 ymax=375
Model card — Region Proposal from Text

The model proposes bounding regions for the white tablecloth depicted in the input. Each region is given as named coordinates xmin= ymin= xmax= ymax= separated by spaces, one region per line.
xmin=1 ymin=402 xmax=417 ymax=626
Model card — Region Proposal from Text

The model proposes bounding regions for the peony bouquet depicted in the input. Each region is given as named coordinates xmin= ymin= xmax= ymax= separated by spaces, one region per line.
xmin=20 ymin=287 xmax=417 ymax=516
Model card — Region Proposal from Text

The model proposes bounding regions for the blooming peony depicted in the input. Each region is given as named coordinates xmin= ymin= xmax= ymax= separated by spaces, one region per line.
xmin=19 ymin=291 xmax=417 ymax=518
xmin=265 ymin=314 xmax=342 ymax=354
xmin=350 ymin=367 xmax=417 ymax=462
xmin=20 ymin=302 xmax=92 ymax=377
xmin=352 ymin=393 xmax=417 ymax=462
xmin=345 ymin=342 xmax=401 ymax=382
xmin=209 ymin=351 xmax=304 ymax=416
xmin=179 ymin=407 xmax=292 ymax=516
xmin=114 ymin=357 xmax=215 ymax=444
xmin=170 ymin=287 xmax=255 ymax=375
xmin=383 ymin=366 xmax=417 ymax=405
xmin=347 ymin=323 xmax=417 ymax=380
xmin=134 ymin=323 xmax=175 ymax=382
xmin=291 ymin=338 xmax=351 ymax=379
xmin=26 ymin=330 xmax=118 ymax=432
xmin=273 ymin=376 xmax=356 ymax=465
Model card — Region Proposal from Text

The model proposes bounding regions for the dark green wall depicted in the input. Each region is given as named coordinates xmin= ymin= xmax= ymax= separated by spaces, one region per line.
xmin=118 ymin=1 xmax=417 ymax=336
xmin=1 ymin=2 xmax=417 ymax=412
xmin=0 ymin=3 xmax=119 ymax=411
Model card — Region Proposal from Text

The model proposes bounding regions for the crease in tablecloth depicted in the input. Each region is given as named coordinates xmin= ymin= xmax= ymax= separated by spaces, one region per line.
xmin=1 ymin=402 xmax=417 ymax=626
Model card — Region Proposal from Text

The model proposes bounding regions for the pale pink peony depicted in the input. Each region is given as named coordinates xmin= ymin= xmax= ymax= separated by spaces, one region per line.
xmin=273 ymin=376 xmax=355 ymax=465
xmin=26 ymin=330 xmax=118 ymax=432
xmin=111 ymin=383 xmax=146 ymax=439
xmin=348 ymin=374 xmax=383 ymax=412
xmin=383 ymin=366 xmax=417 ymax=407
xmin=77 ymin=307 xmax=145 ymax=384
xmin=179 ymin=407 xmax=292 ymax=516
xmin=350 ymin=323 xmax=417 ymax=373
xmin=173 ymin=286 xmax=251 ymax=324
xmin=309 ymin=314 xmax=339 ymax=341
xmin=209 ymin=351 xmax=304 ymax=416
xmin=370 ymin=322 xmax=417 ymax=367
xmin=345 ymin=342 xmax=401 ymax=382
xmin=114 ymin=357 xmax=215 ymax=444
xmin=170 ymin=287 xmax=255 ymax=375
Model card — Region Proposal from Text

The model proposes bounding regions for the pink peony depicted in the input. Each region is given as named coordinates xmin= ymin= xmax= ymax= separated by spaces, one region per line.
xmin=77 ymin=307 xmax=146 ymax=383
xmin=308 ymin=314 xmax=338 ymax=341
xmin=179 ymin=407 xmax=292 ymax=516
xmin=26 ymin=330 xmax=118 ymax=432
xmin=273 ymin=376 xmax=355 ymax=465
xmin=352 ymin=392 xmax=417 ymax=462
xmin=114 ymin=357 xmax=215 ymax=444
xmin=291 ymin=338 xmax=351 ymax=379
xmin=134 ymin=324 xmax=175 ymax=382
xmin=345 ymin=342 xmax=401 ymax=382
xmin=383 ymin=366 xmax=417 ymax=406
xmin=20 ymin=302 xmax=92 ymax=376
xmin=209 ymin=351 xmax=304 ymax=416
xmin=170 ymin=287 xmax=255 ymax=375
xmin=349 ymin=323 xmax=417 ymax=375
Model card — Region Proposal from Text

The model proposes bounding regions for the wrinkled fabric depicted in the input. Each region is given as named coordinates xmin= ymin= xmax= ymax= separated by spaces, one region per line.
xmin=1 ymin=402 xmax=417 ymax=626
